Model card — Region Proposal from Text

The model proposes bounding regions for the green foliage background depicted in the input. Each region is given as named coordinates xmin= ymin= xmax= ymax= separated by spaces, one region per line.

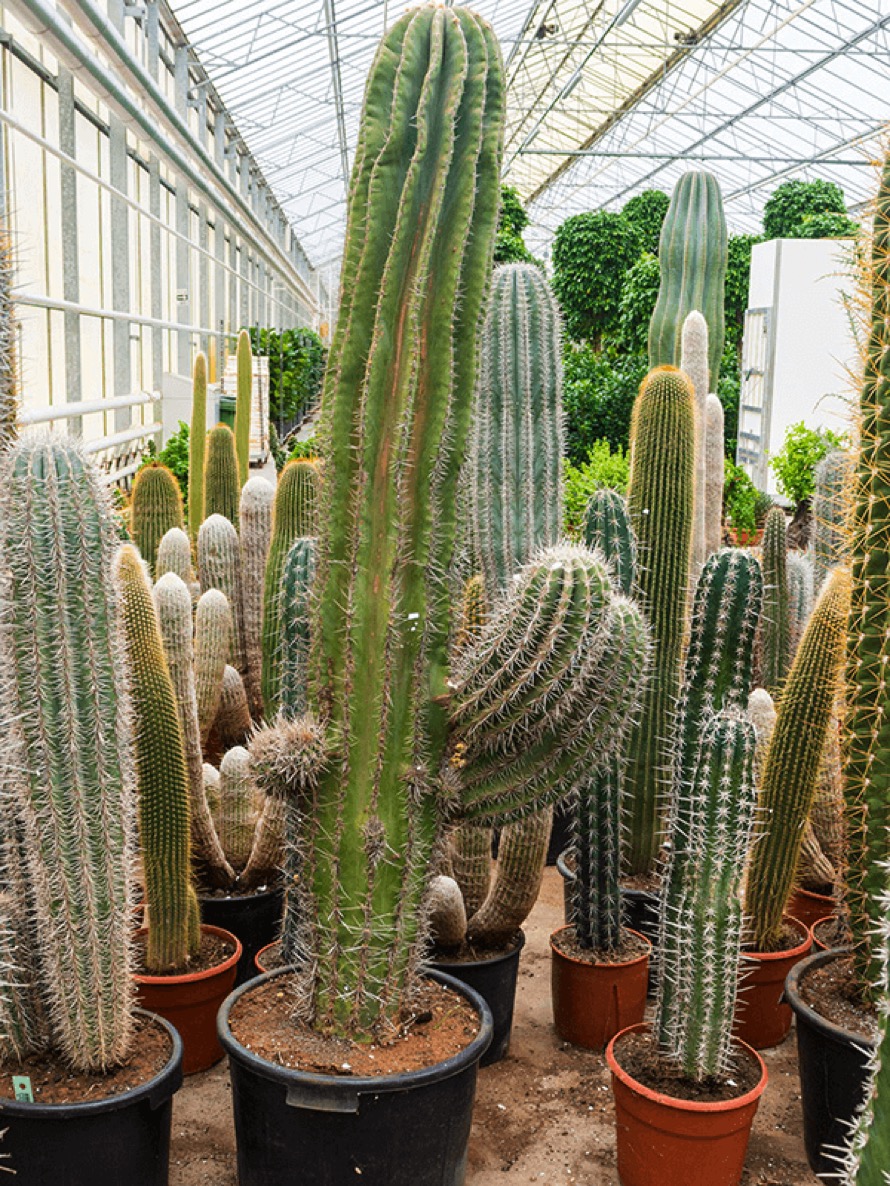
xmin=249 ymin=326 xmax=327 ymax=426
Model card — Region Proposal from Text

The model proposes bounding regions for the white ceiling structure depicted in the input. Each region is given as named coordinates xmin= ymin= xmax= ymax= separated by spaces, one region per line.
xmin=169 ymin=0 xmax=890 ymax=270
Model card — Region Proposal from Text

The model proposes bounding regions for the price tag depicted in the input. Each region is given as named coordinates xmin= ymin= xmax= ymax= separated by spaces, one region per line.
xmin=12 ymin=1076 xmax=32 ymax=1102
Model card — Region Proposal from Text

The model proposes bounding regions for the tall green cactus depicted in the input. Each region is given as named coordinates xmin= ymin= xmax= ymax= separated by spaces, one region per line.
xmin=131 ymin=461 xmax=184 ymax=575
xmin=705 ymin=393 xmax=724 ymax=556
xmin=188 ymin=352 xmax=207 ymax=538
xmin=0 ymin=224 xmax=17 ymax=453
xmin=116 ymin=545 xmax=200 ymax=972
xmin=0 ymin=435 xmax=136 ymax=1071
xmin=842 ymin=152 xmax=890 ymax=995
xmin=582 ymin=488 xmax=636 ymax=596
xmin=761 ymin=505 xmax=791 ymax=694
xmin=240 ymin=476 xmax=275 ymax=720
xmin=814 ymin=448 xmax=853 ymax=589
xmin=625 ymin=366 xmax=696 ymax=874
xmin=746 ymin=566 xmax=850 ymax=951
xmin=278 ymin=537 xmax=316 ymax=718
xmin=656 ymin=710 xmax=757 ymax=1082
xmin=235 ymin=328 xmax=252 ymax=486
xmin=649 ymin=170 xmax=728 ymax=388
xmin=204 ymin=423 xmax=240 ymax=527
xmin=465 ymin=262 xmax=563 ymax=591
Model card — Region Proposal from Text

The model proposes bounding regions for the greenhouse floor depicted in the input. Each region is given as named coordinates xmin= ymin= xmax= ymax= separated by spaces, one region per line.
xmin=169 ymin=868 xmax=818 ymax=1185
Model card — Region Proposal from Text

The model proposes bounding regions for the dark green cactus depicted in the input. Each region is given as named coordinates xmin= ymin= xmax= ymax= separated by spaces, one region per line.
xmin=116 ymin=544 xmax=200 ymax=972
xmin=465 ymin=262 xmax=563 ymax=592
xmin=583 ymin=487 xmax=636 ymax=597
xmin=0 ymin=224 xmax=17 ymax=453
xmin=188 ymin=352 xmax=207 ymax=538
xmin=746 ymin=566 xmax=850 ymax=951
xmin=649 ymin=170 xmax=728 ymax=388
xmin=203 ymin=423 xmax=240 ymax=527
xmin=625 ymin=366 xmax=696 ymax=874
xmin=656 ymin=710 xmax=757 ymax=1082
xmin=814 ymin=448 xmax=853 ymax=589
xmin=131 ymin=461 xmax=184 ymax=576
xmin=278 ymin=537 xmax=316 ymax=719
xmin=761 ymin=505 xmax=792 ymax=695
xmin=0 ymin=435 xmax=136 ymax=1071
xmin=235 ymin=329 xmax=252 ymax=486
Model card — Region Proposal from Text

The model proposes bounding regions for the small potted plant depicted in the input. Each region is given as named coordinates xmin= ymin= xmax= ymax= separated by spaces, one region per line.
xmin=0 ymin=435 xmax=182 ymax=1183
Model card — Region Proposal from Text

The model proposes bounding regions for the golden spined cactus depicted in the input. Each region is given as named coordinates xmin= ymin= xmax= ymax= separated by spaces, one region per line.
xmin=235 ymin=329 xmax=252 ymax=486
xmin=188 ymin=353 xmax=208 ymax=538
xmin=131 ymin=461 xmax=184 ymax=577
xmin=203 ymin=423 xmax=240 ymax=527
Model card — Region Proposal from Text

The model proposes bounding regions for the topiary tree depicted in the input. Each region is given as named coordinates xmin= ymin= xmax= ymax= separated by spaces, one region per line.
xmin=621 ymin=189 xmax=669 ymax=256
xmin=494 ymin=184 xmax=538 ymax=265
xmin=552 ymin=211 xmax=641 ymax=346
xmin=763 ymin=179 xmax=850 ymax=240
xmin=616 ymin=253 xmax=660 ymax=353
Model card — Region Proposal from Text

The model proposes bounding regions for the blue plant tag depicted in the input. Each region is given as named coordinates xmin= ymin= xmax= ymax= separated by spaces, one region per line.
xmin=12 ymin=1076 xmax=32 ymax=1102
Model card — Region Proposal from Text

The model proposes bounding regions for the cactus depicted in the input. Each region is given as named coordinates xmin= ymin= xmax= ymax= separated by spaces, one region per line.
xmin=788 ymin=549 xmax=815 ymax=650
xmin=130 ymin=461 xmax=184 ymax=576
xmin=278 ymin=537 xmax=317 ymax=719
xmin=239 ymin=476 xmax=275 ymax=720
xmin=261 ymin=460 xmax=321 ymax=716
xmin=705 ymin=394 xmax=724 ymax=556
xmin=154 ymin=573 xmax=234 ymax=887
xmin=188 ymin=352 xmax=207 ymax=538
xmin=0 ymin=225 xmax=17 ymax=453
xmin=195 ymin=588 xmax=233 ymax=745
xmin=465 ymin=262 xmax=563 ymax=592
xmin=814 ymin=449 xmax=853 ymax=589
xmin=624 ymin=366 xmax=696 ymax=874
xmin=214 ymin=664 xmax=252 ymax=751
xmin=203 ymin=423 xmax=240 ymax=527
xmin=117 ymin=545 xmax=200 ymax=972
xmin=760 ymin=506 xmax=792 ymax=694
xmin=156 ymin=525 xmax=197 ymax=591
xmin=214 ymin=747 xmax=258 ymax=871
xmin=449 ymin=823 xmax=491 ymax=919
xmin=655 ymin=711 xmax=758 ymax=1082
xmin=649 ymin=170 xmax=728 ymax=388
xmin=198 ymin=513 xmax=245 ymax=675
xmin=582 ymin=488 xmax=636 ymax=596
xmin=203 ymin=762 xmax=221 ymax=819
xmin=455 ymin=573 xmax=487 ymax=651
xmin=235 ymin=328 xmax=252 ymax=486
xmin=465 ymin=808 xmax=553 ymax=944
xmin=680 ymin=310 xmax=709 ymax=574
xmin=0 ymin=434 xmax=135 ymax=1070
xmin=745 ymin=567 xmax=851 ymax=951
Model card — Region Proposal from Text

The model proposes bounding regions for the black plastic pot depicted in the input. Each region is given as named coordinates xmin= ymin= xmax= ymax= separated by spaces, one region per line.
xmin=199 ymin=883 xmax=284 ymax=986
xmin=546 ymin=802 xmax=573 ymax=866
xmin=785 ymin=948 xmax=877 ymax=1178
xmin=0 ymin=1009 xmax=182 ymax=1186
xmin=219 ymin=966 xmax=492 ymax=1186
xmin=557 ymin=853 xmax=661 ymax=945
xmin=428 ymin=930 xmax=525 ymax=1066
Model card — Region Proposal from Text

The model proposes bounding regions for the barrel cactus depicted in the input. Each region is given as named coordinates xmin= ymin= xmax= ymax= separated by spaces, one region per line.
xmin=204 ymin=423 xmax=240 ymax=527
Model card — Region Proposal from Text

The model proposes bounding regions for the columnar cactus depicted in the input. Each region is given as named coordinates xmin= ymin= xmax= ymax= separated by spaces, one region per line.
xmin=157 ymin=526 xmax=197 ymax=591
xmin=131 ymin=461 xmax=184 ymax=575
xmin=0 ymin=435 xmax=136 ymax=1070
xmin=745 ymin=566 xmax=851 ymax=951
xmin=261 ymin=459 xmax=320 ymax=716
xmin=215 ymin=746 xmax=258 ymax=872
xmin=239 ymin=476 xmax=275 ymax=720
xmin=625 ymin=366 xmax=696 ymax=874
xmin=234 ymin=328 xmax=252 ymax=486
xmin=464 ymin=262 xmax=563 ymax=592
xmin=203 ymin=423 xmax=240 ymax=527
xmin=705 ymin=394 xmax=724 ymax=556
xmin=814 ymin=448 xmax=853 ymax=589
xmin=278 ymin=537 xmax=316 ymax=718
xmin=761 ymin=506 xmax=792 ymax=694
xmin=116 ymin=544 xmax=200 ymax=972
xmin=214 ymin=664 xmax=252 ymax=751
xmin=788 ymin=549 xmax=815 ymax=649
xmin=582 ymin=488 xmax=636 ymax=596
xmin=680 ymin=310 xmax=709 ymax=574
xmin=198 ymin=513 xmax=245 ymax=675
xmin=0 ymin=225 xmax=17 ymax=453
xmin=195 ymin=588 xmax=233 ymax=744
xmin=655 ymin=711 xmax=757 ymax=1082
xmin=649 ymin=170 xmax=728 ymax=388
xmin=465 ymin=808 xmax=553 ymax=943
xmin=188 ymin=352 xmax=207 ymax=538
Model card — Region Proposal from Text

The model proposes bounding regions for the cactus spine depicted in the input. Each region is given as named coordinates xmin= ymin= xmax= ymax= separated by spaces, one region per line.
xmin=239 ymin=476 xmax=274 ymax=720
xmin=131 ymin=462 xmax=184 ymax=575
xmin=746 ymin=567 xmax=851 ymax=951
xmin=582 ymin=488 xmax=636 ymax=596
xmin=680 ymin=311 xmax=709 ymax=574
xmin=649 ymin=170 xmax=728 ymax=387
xmin=705 ymin=394 xmax=724 ymax=556
xmin=203 ymin=423 xmax=240 ymax=527
xmin=278 ymin=537 xmax=316 ymax=719
xmin=0 ymin=435 xmax=135 ymax=1070
xmin=198 ymin=513 xmax=245 ymax=675
xmin=656 ymin=711 xmax=757 ymax=1081
xmin=761 ymin=506 xmax=791 ymax=694
xmin=814 ymin=448 xmax=853 ymax=589
xmin=117 ymin=546 xmax=200 ymax=971
xmin=465 ymin=263 xmax=563 ymax=591
xmin=234 ymin=328 xmax=252 ymax=486
xmin=188 ymin=352 xmax=207 ymax=537
xmin=625 ymin=366 xmax=696 ymax=874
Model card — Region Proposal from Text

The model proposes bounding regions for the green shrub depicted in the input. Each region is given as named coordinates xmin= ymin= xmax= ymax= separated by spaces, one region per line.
xmin=563 ymin=441 xmax=630 ymax=537
xmin=724 ymin=234 xmax=760 ymax=351
xmin=724 ymin=459 xmax=765 ymax=538
xmin=621 ymin=190 xmax=669 ymax=256
xmin=763 ymin=179 xmax=849 ymax=240
xmin=287 ymin=435 xmax=321 ymax=463
xmin=552 ymin=211 xmax=641 ymax=345
xmin=769 ymin=421 xmax=848 ymax=506
xmin=249 ymin=327 xmax=327 ymax=424
xmin=617 ymin=253 xmax=660 ymax=353
xmin=563 ymin=344 xmax=647 ymax=464
xmin=798 ymin=211 xmax=860 ymax=239
xmin=494 ymin=185 xmax=540 ymax=266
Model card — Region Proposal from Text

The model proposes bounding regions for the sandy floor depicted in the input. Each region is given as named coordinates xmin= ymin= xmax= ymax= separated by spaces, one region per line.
xmin=170 ymin=868 xmax=819 ymax=1185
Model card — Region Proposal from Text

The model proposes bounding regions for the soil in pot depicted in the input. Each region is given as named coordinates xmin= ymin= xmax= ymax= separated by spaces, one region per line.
xmin=811 ymin=915 xmax=847 ymax=954
xmin=787 ymin=886 xmax=836 ymax=931
xmin=798 ymin=953 xmax=878 ymax=1042
xmin=607 ymin=1024 xmax=767 ymax=1186
xmin=733 ymin=917 xmax=811 ymax=1050
xmin=550 ymin=926 xmax=649 ymax=1052
xmin=134 ymin=924 xmax=241 ymax=1075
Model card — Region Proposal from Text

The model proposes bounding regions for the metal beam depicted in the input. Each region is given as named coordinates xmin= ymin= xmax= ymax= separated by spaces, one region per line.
xmin=323 ymin=0 xmax=351 ymax=191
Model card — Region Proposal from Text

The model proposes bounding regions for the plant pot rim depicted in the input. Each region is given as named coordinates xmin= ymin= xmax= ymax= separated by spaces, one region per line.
xmin=556 ymin=849 xmax=574 ymax=881
xmin=0 ymin=1008 xmax=183 ymax=1118
xmin=197 ymin=880 xmax=282 ymax=904
xmin=792 ymin=886 xmax=835 ymax=904
xmin=549 ymin=924 xmax=651 ymax=969
xmin=745 ymin=915 xmax=810 ymax=964
xmin=133 ymin=923 xmax=242 ymax=987
xmin=606 ymin=1023 xmax=767 ymax=1113
xmin=784 ymin=947 xmax=878 ymax=1051
xmin=218 ymin=965 xmax=493 ymax=1096
xmin=429 ymin=928 xmax=526 ymax=969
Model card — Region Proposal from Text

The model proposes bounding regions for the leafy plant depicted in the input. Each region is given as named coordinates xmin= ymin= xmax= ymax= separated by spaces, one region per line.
xmin=563 ymin=442 xmax=630 ymax=537
xmin=763 ymin=179 xmax=849 ymax=240
xmin=287 ymin=434 xmax=321 ymax=462
xmin=142 ymin=420 xmax=189 ymax=507
xmin=552 ymin=211 xmax=641 ymax=345
xmin=723 ymin=458 xmax=769 ymax=539
xmin=249 ymin=326 xmax=327 ymax=425
xmin=724 ymin=233 xmax=760 ymax=351
xmin=617 ymin=253 xmax=660 ymax=353
xmin=494 ymin=184 xmax=540 ymax=266
xmin=621 ymin=189 xmax=669 ymax=256
xmin=769 ymin=421 xmax=848 ymax=507
xmin=563 ymin=343 xmax=648 ymax=463
xmin=798 ymin=210 xmax=860 ymax=239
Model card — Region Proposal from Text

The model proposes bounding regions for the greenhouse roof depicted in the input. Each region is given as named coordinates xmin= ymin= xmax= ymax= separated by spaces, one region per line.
xmin=170 ymin=0 xmax=890 ymax=268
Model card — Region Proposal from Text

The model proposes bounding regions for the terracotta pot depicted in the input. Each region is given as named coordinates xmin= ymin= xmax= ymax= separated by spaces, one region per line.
xmin=550 ymin=925 xmax=650 ymax=1051
xmin=811 ymin=916 xmax=839 ymax=953
xmin=255 ymin=940 xmax=279 ymax=974
xmin=606 ymin=1023 xmax=767 ymax=1186
xmin=134 ymin=924 xmax=242 ymax=1074
xmin=733 ymin=917 xmax=811 ymax=1050
xmin=787 ymin=888 xmax=836 ymax=931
